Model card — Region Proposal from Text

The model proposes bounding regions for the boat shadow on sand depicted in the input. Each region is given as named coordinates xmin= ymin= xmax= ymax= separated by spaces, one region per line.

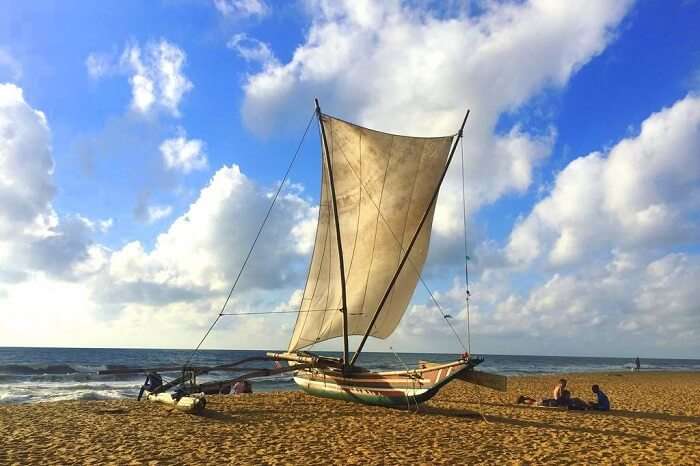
xmin=448 ymin=401 xmax=700 ymax=425
xmin=197 ymin=406 xmax=362 ymax=424
xmin=419 ymin=404 xmax=700 ymax=446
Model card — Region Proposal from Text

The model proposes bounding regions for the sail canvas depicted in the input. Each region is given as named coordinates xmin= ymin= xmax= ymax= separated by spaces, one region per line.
xmin=288 ymin=115 xmax=454 ymax=352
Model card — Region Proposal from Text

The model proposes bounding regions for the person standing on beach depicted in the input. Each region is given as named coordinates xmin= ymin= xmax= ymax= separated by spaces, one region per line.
xmin=589 ymin=385 xmax=610 ymax=411
xmin=635 ymin=357 xmax=641 ymax=371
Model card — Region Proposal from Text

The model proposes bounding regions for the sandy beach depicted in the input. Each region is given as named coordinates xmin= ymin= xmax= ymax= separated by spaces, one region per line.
xmin=1 ymin=371 xmax=699 ymax=465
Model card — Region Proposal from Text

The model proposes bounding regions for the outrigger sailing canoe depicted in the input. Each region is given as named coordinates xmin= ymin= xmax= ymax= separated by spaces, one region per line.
xmin=100 ymin=100 xmax=506 ymax=413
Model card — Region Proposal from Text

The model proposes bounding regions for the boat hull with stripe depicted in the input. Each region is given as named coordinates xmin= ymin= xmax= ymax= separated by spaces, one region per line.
xmin=293 ymin=358 xmax=479 ymax=408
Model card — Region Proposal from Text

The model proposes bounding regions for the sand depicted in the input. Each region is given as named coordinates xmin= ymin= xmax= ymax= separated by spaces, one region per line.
xmin=1 ymin=371 xmax=699 ymax=465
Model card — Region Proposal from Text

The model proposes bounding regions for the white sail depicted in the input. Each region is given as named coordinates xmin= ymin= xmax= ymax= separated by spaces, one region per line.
xmin=288 ymin=115 xmax=454 ymax=353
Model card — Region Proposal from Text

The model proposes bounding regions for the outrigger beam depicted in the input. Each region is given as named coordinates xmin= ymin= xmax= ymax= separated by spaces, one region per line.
xmin=97 ymin=357 xmax=275 ymax=376
xmin=350 ymin=110 xmax=471 ymax=367
xmin=456 ymin=370 xmax=507 ymax=392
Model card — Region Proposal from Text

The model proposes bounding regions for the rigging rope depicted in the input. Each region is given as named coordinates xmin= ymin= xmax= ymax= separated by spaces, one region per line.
xmin=183 ymin=109 xmax=316 ymax=366
xmin=389 ymin=346 xmax=420 ymax=412
xmin=459 ymin=133 xmax=489 ymax=424
xmin=418 ymin=275 xmax=466 ymax=352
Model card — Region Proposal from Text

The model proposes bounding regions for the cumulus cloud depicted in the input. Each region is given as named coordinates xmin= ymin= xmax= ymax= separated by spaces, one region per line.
xmin=92 ymin=165 xmax=317 ymax=311
xmin=240 ymin=0 xmax=630 ymax=134
xmin=159 ymin=130 xmax=208 ymax=173
xmin=0 ymin=84 xmax=55 ymax=235
xmin=507 ymin=94 xmax=700 ymax=266
xmin=0 ymin=83 xmax=316 ymax=344
xmin=213 ymin=0 xmax=269 ymax=18
xmin=393 ymin=249 xmax=700 ymax=355
xmin=392 ymin=94 xmax=700 ymax=356
xmin=620 ymin=253 xmax=700 ymax=344
xmin=0 ymin=84 xmax=99 ymax=282
xmin=87 ymin=40 xmax=193 ymax=117
xmin=236 ymin=0 xmax=632 ymax=258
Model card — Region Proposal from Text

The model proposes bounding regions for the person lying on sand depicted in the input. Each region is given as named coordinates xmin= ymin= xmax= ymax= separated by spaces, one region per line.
xmin=588 ymin=384 xmax=610 ymax=411
xmin=515 ymin=395 xmax=537 ymax=405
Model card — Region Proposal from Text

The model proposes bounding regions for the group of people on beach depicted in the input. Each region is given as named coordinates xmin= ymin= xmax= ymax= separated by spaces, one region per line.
xmin=517 ymin=379 xmax=610 ymax=411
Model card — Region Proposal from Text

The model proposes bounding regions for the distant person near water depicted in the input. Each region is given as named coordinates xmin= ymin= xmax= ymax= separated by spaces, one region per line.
xmin=635 ymin=357 xmax=641 ymax=371
xmin=588 ymin=384 xmax=610 ymax=411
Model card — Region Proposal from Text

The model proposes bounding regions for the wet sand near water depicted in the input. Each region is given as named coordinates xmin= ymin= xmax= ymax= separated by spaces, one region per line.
xmin=1 ymin=371 xmax=699 ymax=465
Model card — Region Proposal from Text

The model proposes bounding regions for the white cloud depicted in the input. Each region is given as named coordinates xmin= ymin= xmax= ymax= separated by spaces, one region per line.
xmin=507 ymin=94 xmax=700 ymax=266
xmin=237 ymin=0 xmax=632 ymax=254
xmin=0 ymin=84 xmax=99 ymax=282
xmin=86 ymin=40 xmax=192 ymax=116
xmin=159 ymin=130 xmax=208 ymax=173
xmin=76 ymin=215 xmax=113 ymax=233
xmin=120 ymin=40 xmax=193 ymax=116
xmin=146 ymin=205 xmax=173 ymax=223
xmin=96 ymin=165 xmax=317 ymax=309
xmin=0 ymin=82 xmax=316 ymax=347
xmin=12 ymin=2 xmax=700 ymax=356
xmin=227 ymin=33 xmax=278 ymax=68
xmin=620 ymin=253 xmax=700 ymax=344
xmin=240 ymin=0 xmax=630 ymax=135
xmin=386 ymin=90 xmax=700 ymax=356
xmin=85 ymin=53 xmax=114 ymax=80
xmin=0 ymin=84 xmax=54 ymax=235
xmin=214 ymin=0 xmax=268 ymax=18
xmin=392 ymin=248 xmax=700 ymax=355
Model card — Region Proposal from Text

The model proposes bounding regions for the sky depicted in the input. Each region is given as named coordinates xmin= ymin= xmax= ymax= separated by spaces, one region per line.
xmin=0 ymin=0 xmax=699 ymax=358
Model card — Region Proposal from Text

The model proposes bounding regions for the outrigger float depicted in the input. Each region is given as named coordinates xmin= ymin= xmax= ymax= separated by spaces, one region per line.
xmin=100 ymin=101 xmax=507 ymax=413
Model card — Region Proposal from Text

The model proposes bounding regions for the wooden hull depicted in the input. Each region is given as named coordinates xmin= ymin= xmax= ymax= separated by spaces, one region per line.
xmin=293 ymin=359 xmax=472 ymax=408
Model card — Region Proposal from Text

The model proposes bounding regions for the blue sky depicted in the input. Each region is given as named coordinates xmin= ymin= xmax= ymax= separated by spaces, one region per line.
xmin=1 ymin=0 xmax=699 ymax=358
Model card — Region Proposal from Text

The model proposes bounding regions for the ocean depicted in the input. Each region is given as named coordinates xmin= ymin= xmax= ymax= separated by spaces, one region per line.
xmin=1 ymin=347 xmax=699 ymax=405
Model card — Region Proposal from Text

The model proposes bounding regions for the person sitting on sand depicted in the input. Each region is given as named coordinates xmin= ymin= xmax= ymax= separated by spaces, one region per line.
xmin=553 ymin=379 xmax=570 ymax=406
xmin=538 ymin=379 xmax=571 ymax=407
xmin=588 ymin=384 xmax=610 ymax=411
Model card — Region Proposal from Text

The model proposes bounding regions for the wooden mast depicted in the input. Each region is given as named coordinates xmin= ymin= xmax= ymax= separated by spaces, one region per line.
xmin=349 ymin=110 xmax=471 ymax=367
xmin=315 ymin=98 xmax=350 ymax=371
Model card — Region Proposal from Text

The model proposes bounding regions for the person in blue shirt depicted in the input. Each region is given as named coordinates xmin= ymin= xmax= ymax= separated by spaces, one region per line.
xmin=589 ymin=384 xmax=610 ymax=411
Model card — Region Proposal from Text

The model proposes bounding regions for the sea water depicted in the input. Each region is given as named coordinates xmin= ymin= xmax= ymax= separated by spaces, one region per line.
xmin=1 ymin=347 xmax=698 ymax=404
